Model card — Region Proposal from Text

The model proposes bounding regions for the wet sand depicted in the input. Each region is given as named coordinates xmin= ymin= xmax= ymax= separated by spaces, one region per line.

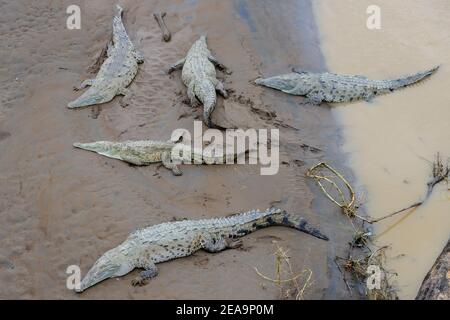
xmin=314 ymin=0 xmax=450 ymax=299
xmin=0 ymin=1 xmax=353 ymax=299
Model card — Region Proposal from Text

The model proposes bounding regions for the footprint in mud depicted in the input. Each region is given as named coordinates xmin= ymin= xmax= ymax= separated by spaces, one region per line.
xmin=194 ymin=257 xmax=209 ymax=268
xmin=0 ymin=257 xmax=15 ymax=270
xmin=91 ymin=106 xmax=101 ymax=119
xmin=300 ymin=143 xmax=322 ymax=154
xmin=0 ymin=131 xmax=11 ymax=142
xmin=281 ymin=159 xmax=306 ymax=167
xmin=257 ymin=235 xmax=283 ymax=242
xmin=232 ymin=94 xmax=276 ymax=121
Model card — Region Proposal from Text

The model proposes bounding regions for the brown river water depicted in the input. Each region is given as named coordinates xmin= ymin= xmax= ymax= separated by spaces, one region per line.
xmin=314 ymin=0 xmax=450 ymax=299
xmin=0 ymin=0 xmax=447 ymax=300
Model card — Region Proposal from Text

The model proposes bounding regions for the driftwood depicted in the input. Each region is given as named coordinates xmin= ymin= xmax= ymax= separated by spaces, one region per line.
xmin=154 ymin=12 xmax=171 ymax=42
xmin=416 ymin=239 xmax=449 ymax=300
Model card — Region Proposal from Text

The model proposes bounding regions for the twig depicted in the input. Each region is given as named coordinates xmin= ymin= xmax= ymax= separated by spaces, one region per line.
xmin=334 ymin=258 xmax=353 ymax=296
xmin=362 ymin=153 xmax=449 ymax=223
xmin=365 ymin=201 xmax=422 ymax=223
xmin=255 ymin=244 xmax=313 ymax=299
xmin=254 ymin=267 xmax=307 ymax=284
xmin=154 ymin=12 xmax=171 ymax=42
xmin=306 ymin=162 xmax=356 ymax=217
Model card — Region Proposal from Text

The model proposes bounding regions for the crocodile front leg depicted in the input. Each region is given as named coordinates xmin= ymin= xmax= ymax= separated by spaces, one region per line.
xmin=302 ymin=92 xmax=323 ymax=106
xmin=201 ymin=234 xmax=243 ymax=253
xmin=74 ymin=79 xmax=95 ymax=91
xmin=132 ymin=51 xmax=144 ymax=64
xmin=187 ymin=82 xmax=200 ymax=107
xmin=131 ymin=262 xmax=158 ymax=286
xmin=208 ymin=54 xmax=227 ymax=71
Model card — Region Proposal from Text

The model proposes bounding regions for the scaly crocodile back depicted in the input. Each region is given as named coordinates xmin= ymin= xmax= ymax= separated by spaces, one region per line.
xmin=129 ymin=207 xmax=328 ymax=242
xmin=129 ymin=208 xmax=282 ymax=241
xmin=195 ymin=78 xmax=217 ymax=127
xmin=256 ymin=66 xmax=439 ymax=103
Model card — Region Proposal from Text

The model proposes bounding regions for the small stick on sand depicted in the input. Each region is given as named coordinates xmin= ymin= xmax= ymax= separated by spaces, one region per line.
xmin=154 ymin=12 xmax=171 ymax=42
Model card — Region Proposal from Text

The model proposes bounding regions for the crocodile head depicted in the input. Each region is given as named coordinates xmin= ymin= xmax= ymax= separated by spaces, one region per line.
xmin=76 ymin=247 xmax=135 ymax=293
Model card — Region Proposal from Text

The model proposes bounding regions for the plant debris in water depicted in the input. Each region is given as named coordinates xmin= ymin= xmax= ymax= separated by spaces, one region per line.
xmin=306 ymin=153 xmax=449 ymax=299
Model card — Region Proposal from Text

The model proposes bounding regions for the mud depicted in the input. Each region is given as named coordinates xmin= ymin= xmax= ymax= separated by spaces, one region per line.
xmin=0 ymin=0 xmax=353 ymax=299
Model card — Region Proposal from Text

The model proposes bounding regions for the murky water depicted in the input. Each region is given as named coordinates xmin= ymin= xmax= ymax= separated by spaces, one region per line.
xmin=313 ymin=0 xmax=450 ymax=299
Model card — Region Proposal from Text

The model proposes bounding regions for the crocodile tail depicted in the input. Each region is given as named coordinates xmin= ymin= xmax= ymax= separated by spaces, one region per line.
xmin=272 ymin=210 xmax=329 ymax=241
xmin=378 ymin=66 xmax=439 ymax=92
xmin=197 ymin=79 xmax=217 ymax=127
xmin=68 ymin=87 xmax=109 ymax=109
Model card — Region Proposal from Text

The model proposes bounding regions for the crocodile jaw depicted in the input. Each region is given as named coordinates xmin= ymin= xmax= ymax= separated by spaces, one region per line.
xmin=76 ymin=264 xmax=120 ymax=293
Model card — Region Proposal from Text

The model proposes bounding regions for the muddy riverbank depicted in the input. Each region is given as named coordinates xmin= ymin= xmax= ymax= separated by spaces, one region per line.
xmin=0 ymin=0 xmax=354 ymax=299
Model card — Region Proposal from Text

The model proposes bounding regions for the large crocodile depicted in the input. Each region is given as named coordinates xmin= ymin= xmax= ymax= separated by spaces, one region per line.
xmin=68 ymin=5 xmax=144 ymax=109
xmin=168 ymin=36 xmax=228 ymax=127
xmin=255 ymin=66 xmax=439 ymax=105
xmin=75 ymin=207 xmax=328 ymax=292
xmin=73 ymin=139 xmax=243 ymax=176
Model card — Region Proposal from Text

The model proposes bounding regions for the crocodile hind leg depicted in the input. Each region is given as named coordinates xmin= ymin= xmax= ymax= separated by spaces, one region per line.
xmin=187 ymin=82 xmax=201 ymax=107
xmin=214 ymin=80 xmax=228 ymax=98
xmin=131 ymin=262 xmax=158 ymax=286
xmin=74 ymin=79 xmax=95 ymax=91
xmin=117 ymin=87 xmax=130 ymax=96
xmin=167 ymin=58 xmax=186 ymax=74
xmin=201 ymin=234 xmax=243 ymax=253
xmin=118 ymin=87 xmax=133 ymax=107
xmin=161 ymin=151 xmax=182 ymax=176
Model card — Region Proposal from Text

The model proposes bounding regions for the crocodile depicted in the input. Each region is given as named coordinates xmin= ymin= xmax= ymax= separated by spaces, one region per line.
xmin=68 ymin=5 xmax=144 ymax=109
xmin=74 ymin=207 xmax=328 ymax=292
xmin=168 ymin=36 xmax=228 ymax=127
xmin=73 ymin=139 xmax=243 ymax=176
xmin=255 ymin=66 xmax=439 ymax=105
